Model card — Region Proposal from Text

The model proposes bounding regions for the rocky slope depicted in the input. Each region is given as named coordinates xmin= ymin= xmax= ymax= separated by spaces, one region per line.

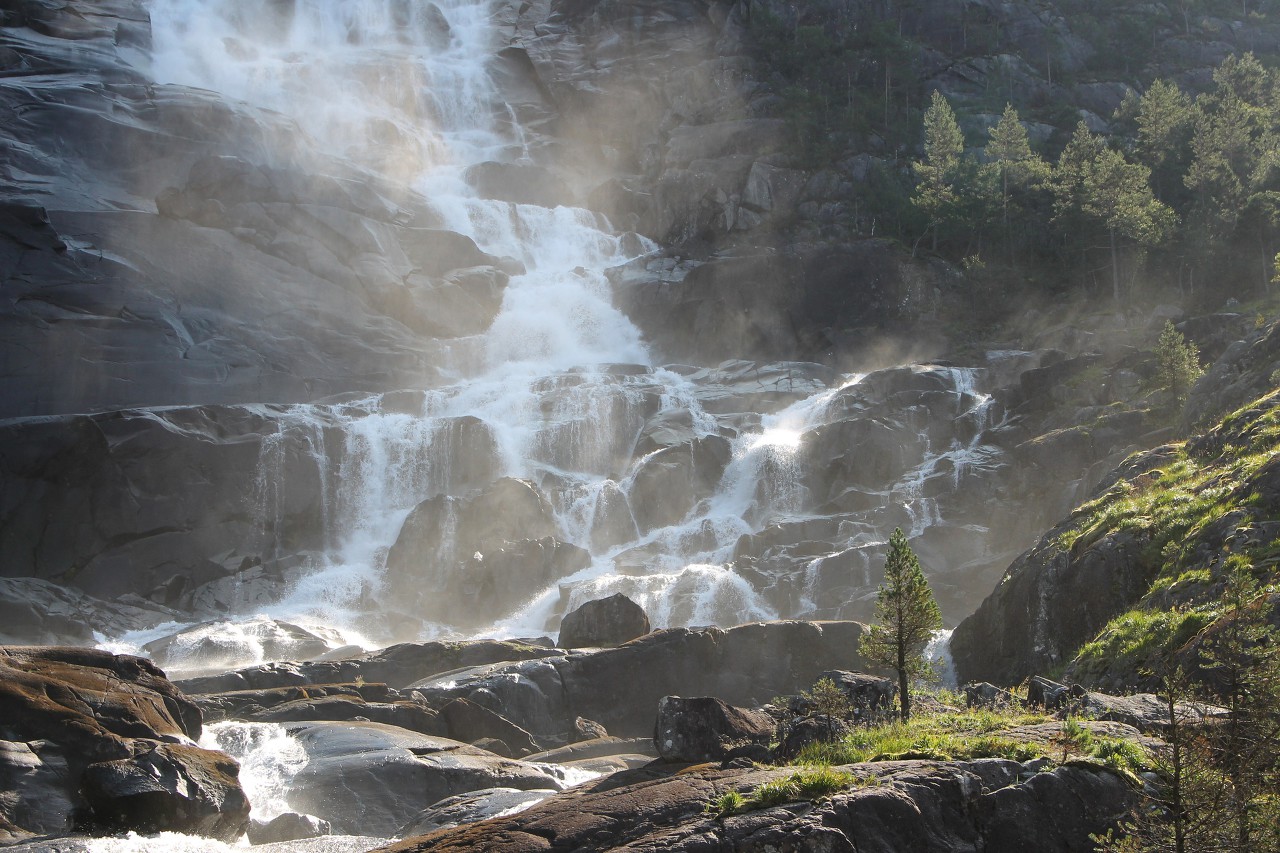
xmin=375 ymin=757 xmax=1137 ymax=853
xmin=953 ymin=320 xmax=1280 ymax=688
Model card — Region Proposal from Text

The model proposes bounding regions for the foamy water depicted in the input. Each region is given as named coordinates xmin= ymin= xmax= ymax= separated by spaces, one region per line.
xmin=97 ymin=1 xmax=1009 ymax=670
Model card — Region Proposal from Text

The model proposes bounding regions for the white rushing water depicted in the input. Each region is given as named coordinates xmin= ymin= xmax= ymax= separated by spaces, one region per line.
xmin=107 ymin=0 xmax=1005 ymax=671
xmin=126 ymin=0 xmax=777 ymax=658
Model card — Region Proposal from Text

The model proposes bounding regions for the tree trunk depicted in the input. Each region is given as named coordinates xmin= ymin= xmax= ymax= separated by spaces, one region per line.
xmin=1110 ymin=227 xmax=1121 ymax=304
xmin=897 ymin=641 xmax=910 ymax=722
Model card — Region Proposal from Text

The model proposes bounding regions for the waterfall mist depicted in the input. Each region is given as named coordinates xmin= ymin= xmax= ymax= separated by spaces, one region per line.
xmin=80 ymin=0 xmax=1023 ymax=674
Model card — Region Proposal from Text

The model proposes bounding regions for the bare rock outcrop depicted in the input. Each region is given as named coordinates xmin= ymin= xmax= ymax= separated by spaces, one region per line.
xmin=373 ymin=757 xmax=1137 ymax=852
xmin=0 ymin=646 xmax=249 ymax=843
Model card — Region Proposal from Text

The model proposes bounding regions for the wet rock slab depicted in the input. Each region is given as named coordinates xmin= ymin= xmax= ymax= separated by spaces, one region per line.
xmin=278 ymin=722 xmax=573 ymax=837
xmin=373 ymin=757 xmax=1137 ymax=852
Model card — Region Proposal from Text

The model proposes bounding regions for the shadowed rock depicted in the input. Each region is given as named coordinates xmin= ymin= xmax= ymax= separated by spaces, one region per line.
xmin=557 ymin=593 xmax=650 ymax=649
xmin=0 ymin=646 xmax=248 ymax=843
xmin=372 ymin=757 xmax=1137 ymax=852
xmin=653 ymin=696 xmax=773 ymax=762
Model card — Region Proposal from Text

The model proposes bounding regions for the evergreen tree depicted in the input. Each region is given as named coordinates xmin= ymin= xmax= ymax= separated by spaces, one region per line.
xmin=985 ymin=103 xmax=1049 ymax=258
xmin=913 ymin=90 xmax=967 ymax=253
xmin=1053 ymin=122 xmax=1176 ymax=302
xmin=1134 ymin=79 xmax=1195 ymax=201
xmin=1184 ymin=53 xmax=1280 ymax=286
xmin=1154 ymin=321 xmax=1202 ymax=400
xmin=859 ymin=528 xmax=942 ymax=722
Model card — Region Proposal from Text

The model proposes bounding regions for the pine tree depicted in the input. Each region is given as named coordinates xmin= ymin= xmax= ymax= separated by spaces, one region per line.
xmin=858 ymin=528 xmax=942 ymax=722
xmin=1154 ymin=321 xmax=1202 ymax=401
xmin=913 ymin=90 xmax=967 ymax=253
xmin=1134 ymin=80 xmax=1195 ymax=200
xmin=1053 ymin=122 xmax=1176 ymax=303
xmin=985 ymin=103 xmax=1049 ymax=259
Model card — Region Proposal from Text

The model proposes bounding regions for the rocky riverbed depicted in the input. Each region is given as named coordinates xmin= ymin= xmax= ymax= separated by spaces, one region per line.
xmin=0 ymin=612 xmax=1172 ymax=850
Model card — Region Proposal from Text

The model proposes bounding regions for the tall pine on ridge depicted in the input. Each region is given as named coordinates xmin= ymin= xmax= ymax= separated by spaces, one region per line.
xmin=859 ymin=527 xmax=943 ymax=722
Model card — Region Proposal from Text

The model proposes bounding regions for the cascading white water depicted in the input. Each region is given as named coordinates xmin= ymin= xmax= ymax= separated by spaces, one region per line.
xmin=125 ymin=0 xmax=1007 ymax=661
xmin=131 ymin=0 xmax=785 ymax=651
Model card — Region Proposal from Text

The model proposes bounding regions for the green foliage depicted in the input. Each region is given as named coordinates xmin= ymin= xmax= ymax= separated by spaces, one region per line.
xmin=708 ymin=768 xmax=861 ymax=818
xmin=859 ymin=528 xmax=943 ymax=721
xmin=1052 ymin=121 xmax=1177 ymax=301
xmin=803 ymin=677 xmax=853 ymax=720
xmin=1154 ymin=321 xmax=1204 ymax=400
xmin=1073 ymin=608 xmax=1218 ymax=682
xmin=706 ymin=789 xmax=747 ymax=817
xmin=793 ymin=706 xmax=1051 ymax=766
xmin=1132 ymin=79 xmax=1196 ymax=202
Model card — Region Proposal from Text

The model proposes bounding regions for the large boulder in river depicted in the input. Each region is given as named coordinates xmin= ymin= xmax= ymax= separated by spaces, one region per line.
xmin=278 ymin=722 xmax=573 ymax=837
xmin=558 ymin=593 xmax=650 ymax=649
xmin=80 ymin=743 xmax=249 ymax=840
xmin=653 ymin=696 xmax=773 ymax=762
xmin=0 ymin=646 xmax=248 ymax=843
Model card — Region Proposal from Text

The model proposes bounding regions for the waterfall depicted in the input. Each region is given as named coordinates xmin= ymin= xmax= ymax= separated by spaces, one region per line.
xmin=110 ymin=0 xmax=1009 ymax=658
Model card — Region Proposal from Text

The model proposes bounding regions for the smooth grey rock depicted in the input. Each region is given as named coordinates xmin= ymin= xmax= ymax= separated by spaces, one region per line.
xmin=248 ymin=812 xmax=332 ymax=845
xmin=280 ymin=722 xmax=571 ymax=837
xmin=398 ymin=787 xmax=555 ymax=837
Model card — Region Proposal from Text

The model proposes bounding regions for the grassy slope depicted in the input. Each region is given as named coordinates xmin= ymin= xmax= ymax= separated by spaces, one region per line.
xmin=1058 ymin=389 xmax=1280 ymax=687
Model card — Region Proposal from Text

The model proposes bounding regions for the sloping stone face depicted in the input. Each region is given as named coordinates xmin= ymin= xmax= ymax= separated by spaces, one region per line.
xmin=653 ymin=696 xmax=773 ymax=762
xmin=372 ymin=758 xmax=1137 ymax=852
xmin=0 ymin=647 xmax=249 ymax=843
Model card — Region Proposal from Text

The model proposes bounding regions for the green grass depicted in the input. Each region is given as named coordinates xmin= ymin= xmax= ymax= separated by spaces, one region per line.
xmin=707 ymin=767 xmax=865 ymax=818
xmin=1072 ymin=607 xmax=1217 ymax=681
xmin=1059 ymin=718 xmax=1150 ymax=777
xmin=1049 ymin=390 xmax=1280 ymax=682
xmin=791 ymin=707 xmax=1051 ymax=766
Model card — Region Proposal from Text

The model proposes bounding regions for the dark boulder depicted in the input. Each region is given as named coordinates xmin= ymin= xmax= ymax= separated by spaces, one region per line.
xmin=558 ymin=593 xmax=651 ymax=649
xmin=440 ymin=698 xmax=541 ymax=757
xmin=819 ymin=670 xmax=896 ymax=716
xmin=81 ymin=744 xmax=250 ymax=841
xmin=653 ymin=696 xmax=774 ymax=763
xmin=0 ymin=646 xmax=249 ymax=842
xmin=1026 ymin=676 xmax=1082 ymax=710
xmin=776 ymin=714 xmax=850 ymax=762
xmin=964 ymin=682 xmax=1019 ymax=710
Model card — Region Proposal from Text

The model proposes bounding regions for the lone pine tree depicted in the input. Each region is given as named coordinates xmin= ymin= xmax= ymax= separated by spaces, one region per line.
xmin=859 ymin=528 xmax=942 ymax=722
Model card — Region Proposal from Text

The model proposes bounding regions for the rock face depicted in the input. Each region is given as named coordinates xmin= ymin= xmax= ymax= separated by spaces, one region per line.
xmin=0 ymin=646 xmax=248 ymax=843
xmin=79 ymin=743 xmax=249 ymax=840
xmin=278 ymin=722 xmax=572 ymax=837
xmin=953 ymin=383 xmax=1280 ymax=688
xmin=374 ymin=758 xmax=1137 ymax=852
xmin=410 ymin=621 xmax=867 ymax=743
xmin=653 ymin=696 xmax=774 ymax=762
xmin=247 ymin=812 xmax=333 ymax=845
xmin=175 ymin=639 xmax=565 ymax=694
xmin=949 ymin=486 xmax=1159 ymax=687
xmin=557 ymin=593 xmax=651 ymax=649
xmin=0 ymin=5 xmax=536 ymax=420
